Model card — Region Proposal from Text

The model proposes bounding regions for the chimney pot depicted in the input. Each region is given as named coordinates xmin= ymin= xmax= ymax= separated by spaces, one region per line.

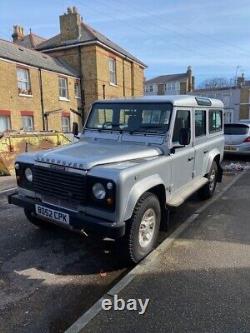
xmin=12 ymin=25 xmax=25 ymax=43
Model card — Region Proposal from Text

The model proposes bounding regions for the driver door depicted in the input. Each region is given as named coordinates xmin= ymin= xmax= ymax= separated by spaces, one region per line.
xmin=170 ymin=109 xmax=195 ymax=193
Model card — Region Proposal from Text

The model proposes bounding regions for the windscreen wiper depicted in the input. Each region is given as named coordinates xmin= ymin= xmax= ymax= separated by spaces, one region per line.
xmin=129 ymin=127 xmax=166 ymax=135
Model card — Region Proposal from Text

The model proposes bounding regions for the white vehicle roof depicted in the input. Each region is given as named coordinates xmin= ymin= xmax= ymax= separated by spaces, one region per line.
xmin=96 ymin=95 xmax=224 ymax=108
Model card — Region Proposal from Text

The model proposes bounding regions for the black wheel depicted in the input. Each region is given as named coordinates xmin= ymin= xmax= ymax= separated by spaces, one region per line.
xmin=199 ymin=161 xmax=218 ymax=200
xmin=24 ymin=209 xmax=53 ymax=229
xmin=121 ymin=192 xmax=161 ymax=263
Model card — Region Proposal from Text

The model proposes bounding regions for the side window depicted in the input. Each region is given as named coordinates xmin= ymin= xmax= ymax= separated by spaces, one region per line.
xmin=61 ymin=116 xmax=70 ymax=133
xmin=209 ymin=110 xmax=222 ymax=133
xmin=22 ymin=116 xmax=34 ymax=131
xmin=109 ymin=58 xmax=117 ymax=85
xmin=172 ymin=110 xmax=190 ymax=143
xmin=195 ymin=110 xmax=206 ymax=137
xmin=0 ymin=115 xmax=11 ymax=132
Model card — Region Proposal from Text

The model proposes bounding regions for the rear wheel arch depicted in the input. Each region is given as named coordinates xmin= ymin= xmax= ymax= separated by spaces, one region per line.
xmin=212 ymin=154 xmax=223 ymax=182
xmin=206 ymin=152 xmax=223 ymax=183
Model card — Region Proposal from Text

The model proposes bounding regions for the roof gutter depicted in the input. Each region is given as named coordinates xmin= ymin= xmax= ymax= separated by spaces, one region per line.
xmin=40 ymin=40 xmax=147 ymax=69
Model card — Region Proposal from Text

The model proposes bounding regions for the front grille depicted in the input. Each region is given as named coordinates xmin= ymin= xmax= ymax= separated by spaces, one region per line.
xmin=33 ymin=166 xmax=86 ymax=203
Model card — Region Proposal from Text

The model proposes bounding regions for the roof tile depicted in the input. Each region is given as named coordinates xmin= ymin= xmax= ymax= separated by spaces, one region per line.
xmin=0 ymin=39 xmax=79 ymax=77
xmin=36 ymin=22 xmax=146 ymax=67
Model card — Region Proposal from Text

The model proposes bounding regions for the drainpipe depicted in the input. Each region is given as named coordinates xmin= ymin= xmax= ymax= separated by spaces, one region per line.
xmin=78 ymin=46 xmax=85 ymax=126
xmin=102 ymin=85 xmax=106 ymax=99
xmin=122 ymin=59 xmax=125 ymax=97
xmin=38 ymin=68 xmax=46 ymax=131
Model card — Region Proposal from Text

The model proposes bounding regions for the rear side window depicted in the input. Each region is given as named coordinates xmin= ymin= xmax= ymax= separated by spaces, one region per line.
xmin=224 ymin=124 xmax=249 ymax=135
xmin=195 ymin=110 xmax=206 ymax=137
xmin=209 ymin=110 xmax=222 ymax=133
xmin=172 ymin=110 xmax=190 ymax=143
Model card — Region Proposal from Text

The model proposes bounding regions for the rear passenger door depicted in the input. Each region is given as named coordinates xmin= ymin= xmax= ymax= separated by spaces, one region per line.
xmin=193 ymin=109 xmax=208 ymax=177
xmin=170 ymin=109 xmax=195 ymax=193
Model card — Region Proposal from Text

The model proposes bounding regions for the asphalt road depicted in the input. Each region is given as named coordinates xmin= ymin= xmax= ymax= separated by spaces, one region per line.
xmin=0 ymin=162 xmax=245 ymax=333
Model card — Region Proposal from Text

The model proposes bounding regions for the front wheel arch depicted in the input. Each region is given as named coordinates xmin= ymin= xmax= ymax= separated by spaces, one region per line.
xmin=121 ymin=191 xmax=161 ymax=263
xmin=122 ymin=175 xmax=166 ymax=222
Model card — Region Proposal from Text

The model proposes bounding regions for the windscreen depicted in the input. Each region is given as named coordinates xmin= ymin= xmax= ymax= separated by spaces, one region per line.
xmin=86 ymin=103 xmax=172 ymax=134
xmin=224 ymin=124 xmax=249 ymax=135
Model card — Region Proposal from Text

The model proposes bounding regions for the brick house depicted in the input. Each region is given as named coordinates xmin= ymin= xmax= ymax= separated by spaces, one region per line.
xmin=0 ymin=39 xmax=81 ymax=133
xmin=1 ymin=7 xmax=146 ymax=134
xmin=35 ymin=7 xmax=146 ymax=121
xmin=145 ymin=66 xmax=194 ymax=96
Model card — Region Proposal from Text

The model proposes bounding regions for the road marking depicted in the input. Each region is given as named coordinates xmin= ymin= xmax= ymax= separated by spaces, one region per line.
xmin=65 ymin=170 xmax=247 ymax=333
xmin=0 ymin=187 xmax=17 ymax=195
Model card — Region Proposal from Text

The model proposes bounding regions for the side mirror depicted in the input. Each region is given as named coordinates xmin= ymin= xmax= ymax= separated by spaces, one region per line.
xmin=179 ymin=128 xmax=191 ymax=146
xmin=72 ymin=122 xmax=79 ymax=137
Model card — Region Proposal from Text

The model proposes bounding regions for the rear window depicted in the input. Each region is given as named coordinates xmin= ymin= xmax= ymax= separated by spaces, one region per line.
xmin=209 ymin=110 xmax=223 ymax=133
xmin=224 ymin=124 xmax=249 ymax=135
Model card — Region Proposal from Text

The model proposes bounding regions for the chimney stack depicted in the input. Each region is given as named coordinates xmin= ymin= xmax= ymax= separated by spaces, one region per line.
xmin=12 ymin=25 xmax=25 ymax=42
xmin=237 ymin=73 xmax=245 ymax=87
xmin=60 ymin=7 xmax=81 ymax=41
xmin=187 ymin=65 xmax=193 ymax=92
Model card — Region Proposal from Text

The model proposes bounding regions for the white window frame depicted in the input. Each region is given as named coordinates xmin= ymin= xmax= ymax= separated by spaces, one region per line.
xmin=109 ymin=58 xmax=117 ymax=85
xmin=0 ymin=116 xmax=11 ymax=132
xmin=74 ymin=80 xmax=81 ymax=98
xmin=22 ymin=115 xmax=34 ymax=131
xmin=61 ymin=116 xmax=70 ymax=133
xmin=17 ymin=67 xmax=32 ymax=96
xmin=59 ymin=77 xmax=69 ymax=100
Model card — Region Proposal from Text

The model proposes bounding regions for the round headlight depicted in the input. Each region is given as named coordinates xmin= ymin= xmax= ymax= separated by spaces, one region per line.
xmin=92 ymin=183 xmax=106 ymax=200
xmin=25 ymin=168 xmax=33 ymax=182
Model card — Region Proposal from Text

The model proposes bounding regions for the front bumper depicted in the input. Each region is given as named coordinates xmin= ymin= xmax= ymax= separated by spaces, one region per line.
xmin=8 ymin=193 xmax=125 ymax=239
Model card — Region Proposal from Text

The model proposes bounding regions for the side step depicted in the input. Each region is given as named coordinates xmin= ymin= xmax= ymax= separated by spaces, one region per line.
xmin=167 ymin=177 xmax=208 ymax=207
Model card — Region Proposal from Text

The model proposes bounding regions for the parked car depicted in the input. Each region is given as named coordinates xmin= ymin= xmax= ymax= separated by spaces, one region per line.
xmin=9 ymin=96 xmax=224 ymax=263
xmin=224 ymin=122 xmax=250 ymax=155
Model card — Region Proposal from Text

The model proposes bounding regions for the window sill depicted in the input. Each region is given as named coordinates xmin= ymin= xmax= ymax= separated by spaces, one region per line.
xmin=75 ymin=96 xmax=81 ymax=99
xmin=109 ymin=82 xmax=118 ymax=87
xmin=19 ymin=94 xmax=33 ymax=98
xmin=59 ymin=97 xmax=70 ymax=102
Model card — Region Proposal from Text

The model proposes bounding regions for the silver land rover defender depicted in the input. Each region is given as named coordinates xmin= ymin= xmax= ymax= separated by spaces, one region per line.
xmin=9 ymin=96 xmax=224 ymax=263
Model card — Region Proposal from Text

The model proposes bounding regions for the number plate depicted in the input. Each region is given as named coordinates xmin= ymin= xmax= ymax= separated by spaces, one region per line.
xmin=35 ymin=205 xmax=69 ymax=225
xmin=225 ymin=145 xmax=237 ymax=151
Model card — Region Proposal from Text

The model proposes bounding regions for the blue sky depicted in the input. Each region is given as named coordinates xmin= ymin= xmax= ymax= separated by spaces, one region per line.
xmin=1 ymin=0 xmax=250 ymax=86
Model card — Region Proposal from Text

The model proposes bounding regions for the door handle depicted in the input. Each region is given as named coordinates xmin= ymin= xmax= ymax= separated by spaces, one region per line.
xmin=203 ymin=150 xmax=209 ymax=154
xmin=188 ymin=157 xmax=194 ymax=162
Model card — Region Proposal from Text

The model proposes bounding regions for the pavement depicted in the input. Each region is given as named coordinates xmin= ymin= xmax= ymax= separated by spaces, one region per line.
xmin=0 ymin=175 xmax=17 ymax=192
xmin=69 ymin=170 xmax=250 ymax=333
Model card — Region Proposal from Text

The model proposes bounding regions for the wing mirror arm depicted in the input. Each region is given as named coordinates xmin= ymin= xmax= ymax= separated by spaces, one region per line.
xmin=170 ymin=145 xmax=185 ymax=154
